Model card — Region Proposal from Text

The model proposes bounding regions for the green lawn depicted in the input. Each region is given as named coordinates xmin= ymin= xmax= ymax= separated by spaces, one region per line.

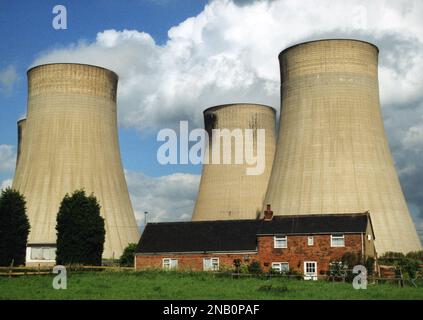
xmin=0 ymin=271 xmax=422 ymax=300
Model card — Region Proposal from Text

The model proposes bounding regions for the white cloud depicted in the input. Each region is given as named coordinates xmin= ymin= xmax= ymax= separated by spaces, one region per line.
xmin=0 ymin=65 xmax=19 ymax=94
xmin=0 ymin=145 xmax=16 ymax=193
xmin=0 ymin=179 xmax=12 ymax=191
xmin=0 ymin=145 xmax=16 ymax=173
xmin=403 ymin=121 xmax=423 ymax=152
xmin=32 ymin=0 xmax=423 ymax=133
xmin=125 ymin=170 xmax=200 ymax=226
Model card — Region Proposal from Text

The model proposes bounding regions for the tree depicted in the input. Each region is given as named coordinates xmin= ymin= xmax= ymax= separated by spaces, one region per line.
xmin=248 ymin=261 xmax=263 ymax=274
xmin=365 ymin=257 xmax=375 ymax=276
xmin=341 ymin=251 xmax=361 ymax=268
xmin=378 ymin=251 xmax=420 ymax=279
xmin=56 ymin=190 xmax=105 ymax=266
xmin=406 ymin=251 xmax=423 ymax=263
xmin=0 ymin=188 xmax=30 ymax=266
xmin=119 ymin=243 xmax=138 ymax=267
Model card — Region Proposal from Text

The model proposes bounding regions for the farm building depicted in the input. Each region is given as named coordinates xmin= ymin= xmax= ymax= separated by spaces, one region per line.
xmin=135 ymin=209 xmax=376 ymax=278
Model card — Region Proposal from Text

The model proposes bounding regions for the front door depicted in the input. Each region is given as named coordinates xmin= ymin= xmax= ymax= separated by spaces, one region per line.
xmin=304 ymin=261 xmax=317 ymax=280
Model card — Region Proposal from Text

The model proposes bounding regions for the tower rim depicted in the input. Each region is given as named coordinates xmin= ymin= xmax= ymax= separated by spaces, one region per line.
xmin=26 ymin=63 xmax=119 ymax=80
xmin=278 ymin=38 xmax=379 ymax=58
xmin=203 ymin=103 xmax=276 ymax=115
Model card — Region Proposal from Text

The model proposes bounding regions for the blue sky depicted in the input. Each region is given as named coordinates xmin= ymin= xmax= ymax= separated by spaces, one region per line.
xmin=1 ymin=0 xmax=423 ymax=242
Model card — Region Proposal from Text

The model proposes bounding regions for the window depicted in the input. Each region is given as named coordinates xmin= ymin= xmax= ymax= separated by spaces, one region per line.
xmin=162 ymin=258 xmax=178 ymax=270
xmin=307 ymin=236 xmax=314 ymax=246
xmin=331 ymin=234 xmax=345 ymax=247
xmin=203 ymin=258 xmax=219 ymax=271
xmin=271 ymin=262 xmax=289 ymax=273
xmin=274 ymin=236 xmax=287 ymax=248
xmin=304 ymin=262 xmax=316 ymax=274
xmin=304 ymin=261 xmax=318 ymax=280
xmin=30 ymin=247 xmax=56 ymax=260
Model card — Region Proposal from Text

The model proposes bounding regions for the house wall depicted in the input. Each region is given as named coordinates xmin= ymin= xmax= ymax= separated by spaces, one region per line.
xmin=135 ymin=233 xmax=375 ymax=273
xmin=255 ymin=234 xmax=363 ymax=275
xmin=135 ymin=252 xmax=257 ymax=271
xmin=364 ymin=223 xmax=377 ymax=258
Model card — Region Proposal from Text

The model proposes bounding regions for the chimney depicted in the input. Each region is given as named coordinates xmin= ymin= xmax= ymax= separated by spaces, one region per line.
xmin=264 ymin=204 xmax=273 ymax=221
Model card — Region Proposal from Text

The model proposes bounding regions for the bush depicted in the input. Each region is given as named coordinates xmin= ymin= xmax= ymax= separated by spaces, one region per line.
xmin=341 ymin=251 xmax=361 ymax=268
xmin=233 ymin=259 xmax=241 ymax=273
xmin=119 ymin=243 xmax=138 ymax=267
xmin=248 ymin=261 xmax=263 ymax=274
xmin=379 ymin=251 xmax=405 ymax=261
xmin=239 ymin=262 xmax=250 ymax=274
xmin=0 ymin=189 xmax=30 ymax=266
xmin=219 ymin=264 xmax=235 ymax=274
xmin=379 ymin=251 xmax=420 ymax=279
xmin=406 ymin=251 xmax=423 ymax=263
xmin=56 ymin=190 xmax=105 ymax=266
xmin=401 ymin=258 xmax=419 ymax=279
xmin=285 ymin=269 xmax=303 ymax=277
xmin=329 ymin=261 xmax=346 ymax=277
xmin=268 ymin=267 xmax=280 ymax=275
xmin=365 ymin=257 xmax=375 ymax=276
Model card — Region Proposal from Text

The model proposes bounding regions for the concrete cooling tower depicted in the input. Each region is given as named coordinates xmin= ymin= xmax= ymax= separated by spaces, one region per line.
xmin=12 ymin=63 xmax=140 ymax=263
xmin=192 ymin=103 xmax=276 ymax=221
xmin=264 ymin=39 xmax=421 ymax=253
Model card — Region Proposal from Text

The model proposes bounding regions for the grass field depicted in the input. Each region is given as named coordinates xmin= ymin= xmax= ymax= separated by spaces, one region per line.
xmin=0 ymin=271 xmax=422 ymax=300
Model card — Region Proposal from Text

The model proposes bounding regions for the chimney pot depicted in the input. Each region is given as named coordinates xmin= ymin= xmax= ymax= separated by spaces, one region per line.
xmin=264 ymin=204 xmax=273 ymax=221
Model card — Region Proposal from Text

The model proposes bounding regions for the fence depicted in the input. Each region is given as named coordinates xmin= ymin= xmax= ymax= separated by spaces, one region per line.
xmin=0 ymin=265 xmax=133 ymax=277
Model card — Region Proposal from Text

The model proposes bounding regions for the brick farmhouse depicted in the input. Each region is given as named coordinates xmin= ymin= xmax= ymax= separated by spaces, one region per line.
xmin=135 ymin=210 xmax=376 ymax=278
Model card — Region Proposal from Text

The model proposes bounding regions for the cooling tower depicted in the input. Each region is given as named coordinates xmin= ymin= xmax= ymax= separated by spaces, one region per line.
xmin=264 ymin=39 xmax=421 ymax=253
xmin=12 ymin=63 xmax=140 ymax=261
xmin=192 ymin=103 xmax=276 ymax=221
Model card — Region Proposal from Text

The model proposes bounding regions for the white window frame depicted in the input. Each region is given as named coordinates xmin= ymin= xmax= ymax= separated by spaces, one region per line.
xmin=304 ymin=261 xmax=318 ymax=280
xmin=162 ymin=258 xmax=178 ymax=270
xmin=330 ymin=234 xmax=345 ymax=247
xmin=307 ymin=236 xmax=314 ymax=246
xmin=26 ymin=246 xmax=56 ymax=263
xmin=203 ymin=257 xmax=219 ymax=271
xmin=271 ymin=262 xmax=289 ymax=273
xmin=274 ymin=235 xmax=287 ymax=248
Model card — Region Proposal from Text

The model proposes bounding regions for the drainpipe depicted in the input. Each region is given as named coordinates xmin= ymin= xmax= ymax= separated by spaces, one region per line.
xmin=360 ymin=233 xmax=364 ymax=261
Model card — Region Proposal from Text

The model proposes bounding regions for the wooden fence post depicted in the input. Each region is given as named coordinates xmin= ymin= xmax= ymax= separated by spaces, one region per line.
xmin=8 ymin=259 xmax=14 ymax=278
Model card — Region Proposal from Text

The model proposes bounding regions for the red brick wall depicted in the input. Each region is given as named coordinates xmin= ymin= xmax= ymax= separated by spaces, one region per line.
xmin=135 ymin=252 xmax=257 ymax=271
xmin=255 ymin=234 xmax=363 ymax=275
xmin=135 ymin=233 xmax=364 ymax=274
